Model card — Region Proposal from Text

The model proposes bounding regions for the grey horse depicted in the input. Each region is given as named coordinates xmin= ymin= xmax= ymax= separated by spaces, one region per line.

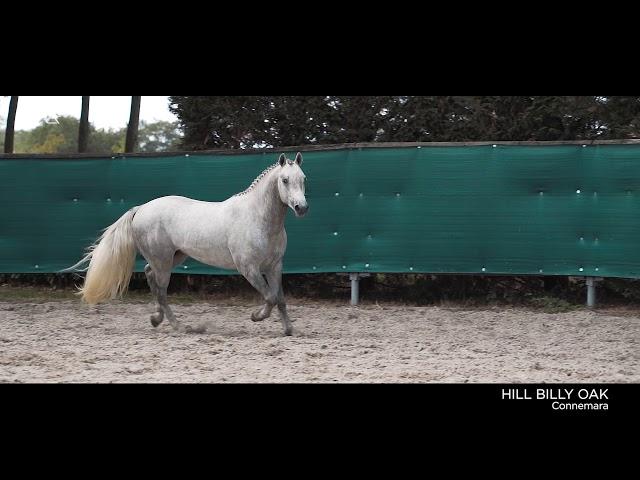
xmin=71 ymin=152 xmax=308 ymax=336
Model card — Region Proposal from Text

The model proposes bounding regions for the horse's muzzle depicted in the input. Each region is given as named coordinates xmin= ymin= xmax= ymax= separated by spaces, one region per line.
xmin=294 ymin=204 xmax=309 ymax=217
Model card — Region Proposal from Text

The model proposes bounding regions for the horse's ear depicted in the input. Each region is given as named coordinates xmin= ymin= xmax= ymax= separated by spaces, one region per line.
xmin=278 ymin=153 xmax=286 ymax=166
xmin=295 ymin=152 xmax=303 ymax=165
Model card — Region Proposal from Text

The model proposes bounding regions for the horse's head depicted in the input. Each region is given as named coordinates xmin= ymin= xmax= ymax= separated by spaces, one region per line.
xmin=277 ymin=152 xmax=308 ymax=217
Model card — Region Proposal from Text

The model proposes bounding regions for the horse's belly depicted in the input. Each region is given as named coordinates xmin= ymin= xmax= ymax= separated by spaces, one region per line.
xmin=178 ymin=239 xmax=236 ymax=271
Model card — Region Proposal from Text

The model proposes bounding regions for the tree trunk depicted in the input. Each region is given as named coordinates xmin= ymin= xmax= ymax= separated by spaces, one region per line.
xmin=4 ymin=96 xmax=19 ymax=153
xmin=78 ymin=96 xmax=90 ymax=153
xmin=125 ymin=96 xmax=141 ymax=153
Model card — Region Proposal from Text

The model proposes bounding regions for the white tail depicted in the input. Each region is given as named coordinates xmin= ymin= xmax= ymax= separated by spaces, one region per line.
xmin=72 ymin=208 xmax=138 ymax=304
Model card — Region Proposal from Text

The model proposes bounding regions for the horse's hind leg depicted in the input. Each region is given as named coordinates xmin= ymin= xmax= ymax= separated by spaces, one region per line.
xmin=153 ymin=268 xmax=182 ymax=331
xmin=147 ymin=252 xmax=188 ymax=331
xmin=144 ymin=264 xmax=164 ymax=327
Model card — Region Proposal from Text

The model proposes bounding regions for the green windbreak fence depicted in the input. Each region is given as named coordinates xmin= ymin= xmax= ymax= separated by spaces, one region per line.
xmin=2 ymin=142 xmax=640 ymax=278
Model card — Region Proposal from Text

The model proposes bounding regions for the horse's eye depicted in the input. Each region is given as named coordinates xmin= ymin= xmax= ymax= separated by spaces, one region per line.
xmin=282 ymin=178 xmax=288 ymax=184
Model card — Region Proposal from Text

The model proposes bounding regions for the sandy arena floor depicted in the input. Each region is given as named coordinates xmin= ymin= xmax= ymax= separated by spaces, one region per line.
xmin=0 ymin=296 xmax=638 ymax=383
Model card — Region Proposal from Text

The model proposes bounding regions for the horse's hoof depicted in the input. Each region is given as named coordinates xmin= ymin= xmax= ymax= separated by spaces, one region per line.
xmin=150 ymin=315 xmax=162 ymax=328
xmin=284 ymin=327 xmax=293 ymax=336
xmin=251 ymin=312 xmax=266 ymax=322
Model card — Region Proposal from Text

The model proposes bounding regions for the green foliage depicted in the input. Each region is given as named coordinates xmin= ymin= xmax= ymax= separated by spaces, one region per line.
xmin=12 ymin=116 xmax=124 ymax=154
xmin=137 ymin=120 xmax=183 ymax=152
xmin=169 ymin=96 xmax=640 ymax=149
xmin=8 ymin=116 xmax=182 ymax=154
xmin=527 ymin=296 xmax=578 ymax=313
xmin=1 ymin=112 xmax=5 ymax=150
xmin=602 ymin=278 xmax=640 ymax=301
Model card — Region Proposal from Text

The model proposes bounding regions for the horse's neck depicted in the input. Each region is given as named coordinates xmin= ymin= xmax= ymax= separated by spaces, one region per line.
xmin=242 ymin=171 xmax=287 ymax=233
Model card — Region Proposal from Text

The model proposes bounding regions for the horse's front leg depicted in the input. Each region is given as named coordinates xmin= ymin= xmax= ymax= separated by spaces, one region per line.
xmin=251 ymin=263 xmax=288 ymax=323
xmin=264 ymin=263 xmax=293 ymax=333
xmin=252 ymin=300 xmax=275 ymax=322
xmin=238 ymin=264 xmax=291 ymax=336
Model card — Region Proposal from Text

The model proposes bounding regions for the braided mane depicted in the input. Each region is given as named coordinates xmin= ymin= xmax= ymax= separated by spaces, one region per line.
xmin=233 ymin=163 xmax=279 ymax=197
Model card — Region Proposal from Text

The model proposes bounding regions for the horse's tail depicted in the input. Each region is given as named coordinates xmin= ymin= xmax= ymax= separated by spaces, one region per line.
xmin=68 ymin=208 xmax=139 ymax=305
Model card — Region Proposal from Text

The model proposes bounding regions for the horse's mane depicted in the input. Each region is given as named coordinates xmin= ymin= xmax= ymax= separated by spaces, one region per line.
xmin=233 ymin=163 xmax=279 ymax=197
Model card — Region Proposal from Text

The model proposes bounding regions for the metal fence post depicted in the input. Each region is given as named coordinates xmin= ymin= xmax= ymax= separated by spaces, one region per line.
xmin=348 ymin=273 xmax=370 ymax=306
xmin=586 ymin=277 xmax=603 ymax=308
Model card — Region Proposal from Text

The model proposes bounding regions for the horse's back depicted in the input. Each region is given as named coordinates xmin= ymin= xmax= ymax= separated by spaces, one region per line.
xmin=143 ymin=195 xmax=211 ymax=208
xmin=133 ymin=195 xmax=232 ymax=231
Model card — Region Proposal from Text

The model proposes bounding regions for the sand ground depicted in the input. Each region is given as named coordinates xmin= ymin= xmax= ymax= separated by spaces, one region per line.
xmin=0 ymin=296 xmax=638 ymax=383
